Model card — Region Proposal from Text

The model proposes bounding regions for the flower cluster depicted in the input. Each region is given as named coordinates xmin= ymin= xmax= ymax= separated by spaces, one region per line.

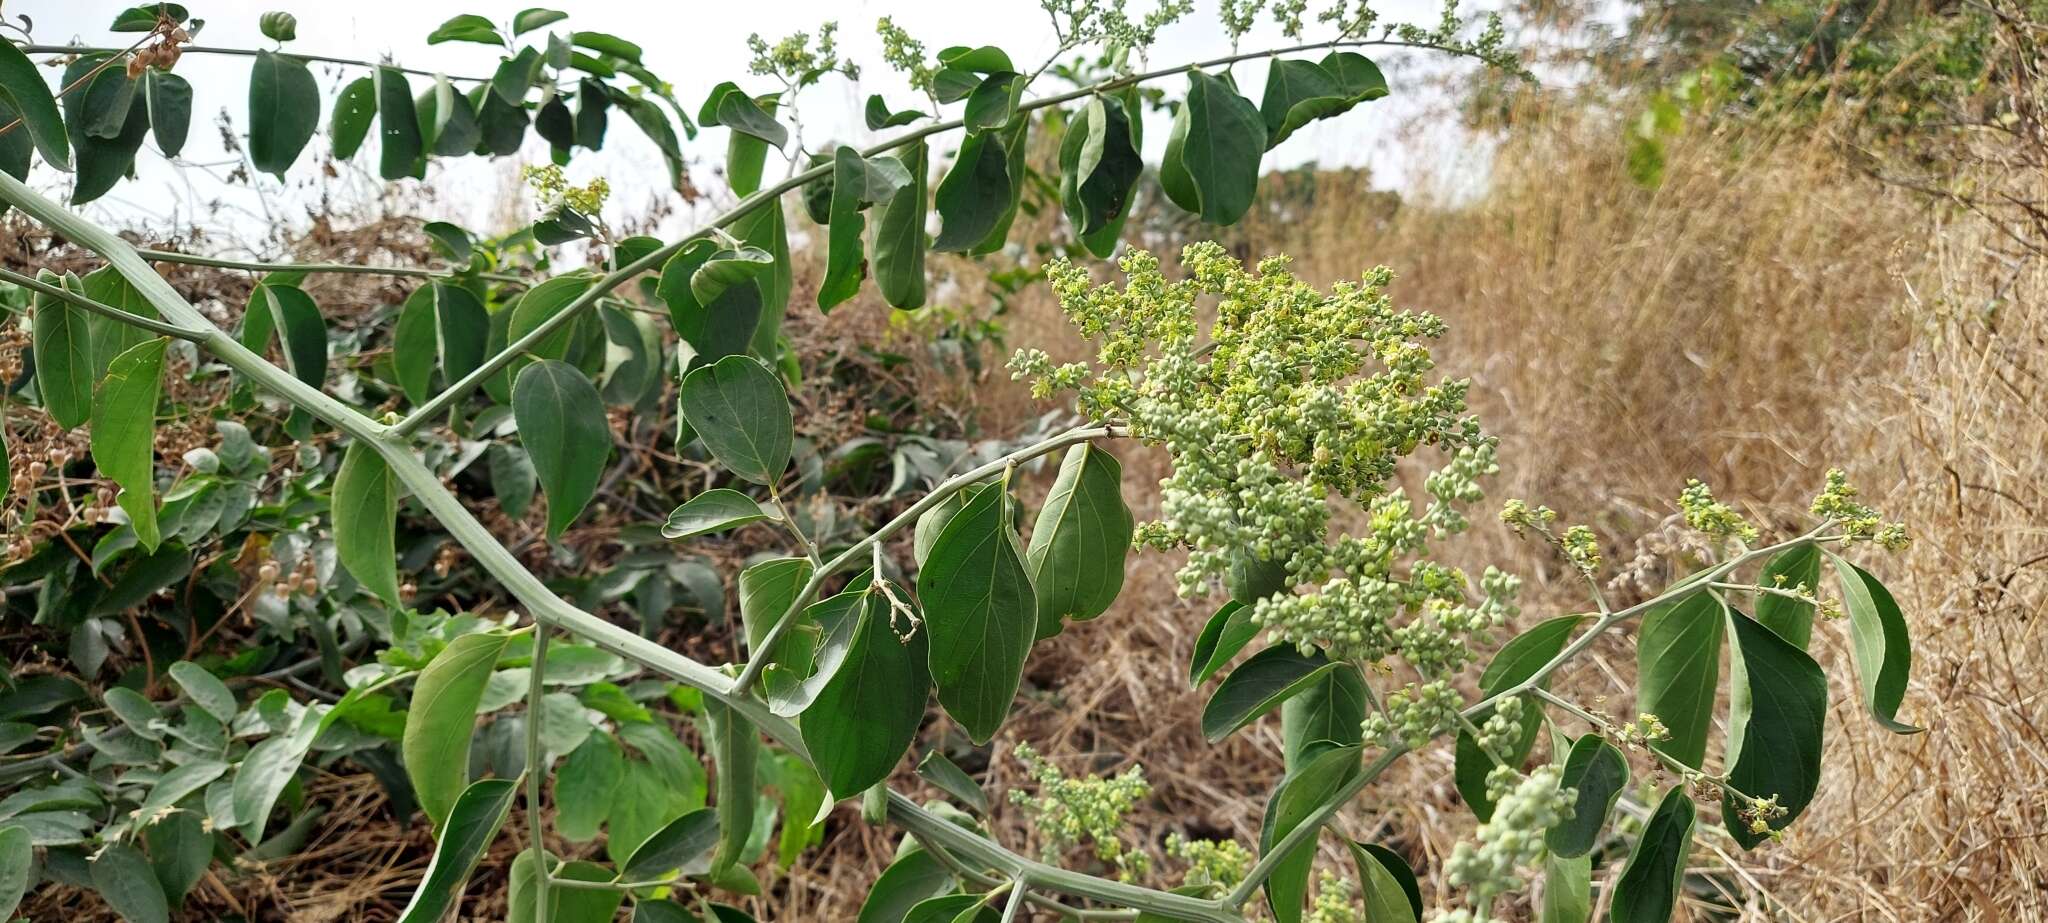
xmin=1008 ymin=744 xmax=1154 ymax=881
xmin=1308 ymin=870 xmax=1365 ymax=923
xmin=1017 ymin=245 xmax=1509 ymax=749
xmin=1434 ymin=766 xmax=1575 ymax=923
xmin=1040 ymin=0 xmax=1195 ymax=59
xmin=875 ymin=17 xmax=936 ymax=94
xmin=1164 ymin=834 xmax=1253 ymax=891
xmin=1678 ymin=479 xmax=1760 ymax=544
xmin=746 ymin=22 xmax=857 ymax=88
xmin=1811 ymin=468 xmax=1910 ymax=550
xmin=522 ymin=164 xmax=609 ymax=218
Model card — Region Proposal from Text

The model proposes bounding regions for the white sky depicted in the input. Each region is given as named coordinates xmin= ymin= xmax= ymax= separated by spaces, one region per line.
xmin=19 ymin=0 xmax=1504 ymax=251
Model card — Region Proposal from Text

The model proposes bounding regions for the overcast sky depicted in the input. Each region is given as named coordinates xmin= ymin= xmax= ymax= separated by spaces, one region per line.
xmin=20 ymin=0 xmax=1507 ymax=252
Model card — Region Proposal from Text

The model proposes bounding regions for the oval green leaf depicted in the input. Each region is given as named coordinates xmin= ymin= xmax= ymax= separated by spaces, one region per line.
xmin=403 ymin=631 xmax=511 ymax=830
xmin=1202 ymin=645 xmax=1340 ymax=743
xmin=1636 ymin=591 xmax=1724 ymax=768
xmin=919 ymin=483 xmax=1037 ymax=744
xmin=514 ymin=359 xmax=612 ymax=540
xmin=1829 ymin=554 xmax=1920 ymax=734
xmin=395 ymin=778 xmax=518 ymax=923
xmin=92 ymin=337 xmax=167 ymax=552
xmin=1721 ymin=607 xmax=1827 ymax=847
xmin=1609 ymin=787 xmax=1696 ymax=923
xmin=1026 ymin=443 xmax=1133 ymax=639
xmin=679 ymin=355 xmax=792 ymax=486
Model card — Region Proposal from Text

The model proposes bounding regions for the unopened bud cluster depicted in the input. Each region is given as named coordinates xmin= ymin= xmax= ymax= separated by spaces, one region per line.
xmin=1810 ymin=468 xmax=1909 ymax=550
xmin=1017 ymin=246 xmax=1515 ymax=741
xmin=1164 ymin=834 xmax=1252 ymax=891
xmin=1434 ymin=765 xmax=1575 ymax=923
xmin=1008 ymin=743 xmax=1153 ymax=881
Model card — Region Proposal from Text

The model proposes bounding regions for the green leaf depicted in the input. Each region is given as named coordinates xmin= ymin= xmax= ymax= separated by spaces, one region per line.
xmin=857 ymin=849 xmax=956 ymax=923
xmin=554 ymin=731 xmax=623 ymax=842
xmin=105 ymin=686 xmax=162 ymax=739
xmin=919 ymin=483 xmax=1037 ymax=744
xmin=1756 ymin=543 xmax=1821 ymax=648
xmin=167 ymin=661 xmax=235 ymax=723
xmin=506 ymin=273 xmax=596 ymax=366
xmin=1345 ymin=841 xmax=1422 ymax=923
xmin=679 ymin=355 xmax=792 ymax=486
xmin=1202 ymin=646 xmax=1339 ymax=743
xmin=92 ymin=337 xmax=167 ymax=552
xmin=1636 ymin=591 xmax=1724 ymax=768
xmin=663 ymin=489 xmax=772 ymax=540
xmin=248 ymin=51 xmax=320 ymax=177
xmin=1258 ymin=743 xmax=1361 ymax=923
xmin=32 ymin=271 xmax=93 ymax=428
xmin=1026 ymin=444 xmax=1132 ymax=638
xmin=1540 ymin=853 xmax=1592 ymax=923
xmin=1721 ymin=607 xmax=1827 ymax=847
xmin=916 ymin=750 xmax=987 ymax=814
xmin=243 ymin=283 xmax=327 ymax=388
xmin=724 ymin=92 xmax=777 ymax=196
xmin=330 ymin=76 xmax=377 ymax=161
xmin=964 ymin=72 xmax=1024 ymax=131
xmin=803 ymin=593 xmax=929 ymax=796
xmin=1609 ymin=787 xmax=1696 ymax=923
xmin=1258 ymin=54 xmax=1386 ymax=149
xmin=393 ymin=286 xmax=437 ymax=405
xmin=514 ymin=9 xmax=568 ymax=35
xmin=514 ymin=359 xmax=611 ymax=540
xmin=1547 ymin=734 xmax=1628 ymax=858
xmin=1280 ymin=663 xmax=1367 ymax=772
xmin=511 ymin=854 xmax=626 ymax=923
xmin=427 ymin=14 xmax=504 ymax=46
xmin=142 ymin=70 xmax=191 ymax=158
xmin=1829 ymin=554 xmax=1920 ymax=733
xmin=375 ymin=67 xmax=424 ymax=180
xmin=657 ymin=240 xmax=764 ymax=362
xmin=0 ymin=825 xmax=28 ymax=922
xmin=395 ymin=778 xmax=518 ymax=923
xmin=232 ymin=705 xmax=323 ymax=840
xmin=92 ymin=842 xmax=169 ymax=923
xmin=1189 ymin=600 xmax=1258 ymax=687
xmin=874 ymin=139 xmax=929 ymax=309
xmin=866 ymin=94 xmax=927 ymax=129
xmin=699 ymin=82 xmax=788 ymax=148
xmin=622 ymin=807 xmax=719 ymax=879
xmin=404 ymin=631 xmax=511 ymax=830
xmin=932 ymin=129 xmax=1013 ymax=253
xmin=333 ymin=439 xmax=402 ymax=606
xmin=937 ymin=45 xmax=1015 ymax=75
xmin=739 ymin=556 xmax=814 ymax=653
xmin=493 ymin=47 xmax=544 ymax=107
xmin=63 ymin=58 xmax=148 ymax=204
xmin=704 ymin=697 xmax=758 ymax=875
xmin=690 ymin=246 xmax=775 ymax=308
xmin=0 ymin=40 xmax=69 ymax=169
xmin=904 ymin=895 xmax=1000 ymax=923
xmin=573 ymin=31 xmax=643 ymax=63
xmin=1058 ymin=95 xmax=1143 ymax=246
xmin=819 ymin=145 xmax=871 ymax=311
xmin=1160 ymin=70 xmax=1265 ymax=224
xmin=1455 ymin=614 xmax=1586 ymax=819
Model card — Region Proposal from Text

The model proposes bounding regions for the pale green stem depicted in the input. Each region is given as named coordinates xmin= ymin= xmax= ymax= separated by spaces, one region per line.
xmin=19 ymin=43 xmax=490 ymax=82
xmin=526 ymin=626 xmax=553 ymax=918
xmin=139 ymin=248 xmax=530 ymax=285
xmin=0 ymin=266 xmax=208 ymax=341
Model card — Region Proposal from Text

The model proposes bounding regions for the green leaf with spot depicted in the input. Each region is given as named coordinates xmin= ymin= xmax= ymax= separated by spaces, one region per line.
xmin=330 ymin=76 xmax=377 ymax=160
xmin=375 ymin=67 xmax=424 ymax=180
